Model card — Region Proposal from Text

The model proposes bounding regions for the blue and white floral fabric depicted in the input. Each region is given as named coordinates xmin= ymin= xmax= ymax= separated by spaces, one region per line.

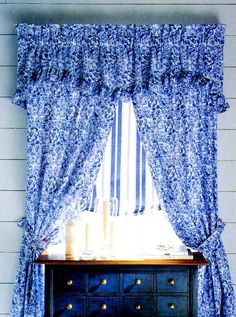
xmin=12 ymin=23 xmax=235 ymax=316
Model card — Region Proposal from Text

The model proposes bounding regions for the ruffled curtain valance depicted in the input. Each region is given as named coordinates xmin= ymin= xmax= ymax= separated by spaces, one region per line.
xmin=14 ymin=23 xmax=228 ymax=113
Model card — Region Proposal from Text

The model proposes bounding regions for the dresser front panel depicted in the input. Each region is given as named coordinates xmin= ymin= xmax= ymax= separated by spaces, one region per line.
xmin=54 ymin=295 xmax=86 ymax=317
xmin=88 ymin=297 xmax=120 ymax=317
xmin=45 ymin=265 xmax=198 ymax=317
xmin=88 ymin=273 xmax=120 ymax=293
xmin=123 ymin=296 xmax=154 ymax=317
xmin=156 ymin=295 xmax=189 ymax=316
xmin=53 ymin=267 xmax=87 ymax=294
xmin=123 ymin=273 xmax=154 ymax=293
xmin=156 ymin=269 xmax=188 ymax=293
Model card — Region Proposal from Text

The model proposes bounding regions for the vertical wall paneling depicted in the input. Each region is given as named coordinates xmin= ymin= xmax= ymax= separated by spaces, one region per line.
xmin=218 ymin=99 xmax=236 ymax=129
xmin=0 ymin=253 xmax=19 ymax=283
xmin=0 ymin=98 xmax=26 ymax=128
xmin=218 ymin=161 xmax=236 ymax=192
xmin=0 ymin=160 xmax=27 ymax=190
xmin=218 ymin=192 xmax=236 ymax=222
xmin=0 ymin=129 xmax=27 ymax=159
xmin=0 ymin=67 xmax=16 ymax=97
xmin=218 ymin=130 xmax=236 ymax=161
xmin=0 ymin=284 xmax=14 ymax=315
xmin=0 ymin=4 xmax=236 ymax=34
xmin=0 ymin=1 xmax=236 ymax=314
xmin=0 ymin=35 xmax=17 ymax=66
xmin=0 ymin=191 xmax=25 ymax=221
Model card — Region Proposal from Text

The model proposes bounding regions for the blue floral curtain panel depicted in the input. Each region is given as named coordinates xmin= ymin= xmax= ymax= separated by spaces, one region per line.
xmin=12 ymin=23 xmax=235 ymax=316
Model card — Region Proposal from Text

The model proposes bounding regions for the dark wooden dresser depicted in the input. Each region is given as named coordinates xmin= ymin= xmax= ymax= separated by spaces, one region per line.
xmin=35 ymin=253 xmax=207 ymax=317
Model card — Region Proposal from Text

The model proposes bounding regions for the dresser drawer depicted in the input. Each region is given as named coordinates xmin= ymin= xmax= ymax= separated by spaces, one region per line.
xmin=53 ymin=268 xmax=87 ymax=294
xmin=54 ymin=295 xmax=86 ymax=317
xmin=88 ymin=273 xmax=119 ymax=293
xmin=156 ymin=295 xmax=188 ymax=316
xmin=156 ymin=270 xmax=188 ymax=293
xmin=123 ymin=273 xmax=153 ymax=293
xmin=53 ymin=268 xmax=87 ymax=293
xmin=123 ymin=296 xmax=154 ymax=317
xmin=88 ymin=297 xmax=120 ymax=316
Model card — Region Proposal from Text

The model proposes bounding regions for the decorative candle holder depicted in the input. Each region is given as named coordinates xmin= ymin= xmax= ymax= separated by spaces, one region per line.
xmin=79 ymin=211 xmax=98 ymax=260
xmin=95 ymin=197 xmax=118 ymax=259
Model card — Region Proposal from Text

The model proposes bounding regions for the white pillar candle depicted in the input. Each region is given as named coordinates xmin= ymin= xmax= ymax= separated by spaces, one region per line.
xmin=65 ymin=220 xmax=79 ymax=257
xmin=103 ymin=200 xmax=110 ymax=241
xmin=110 ymin=221 xmax=114 ymax=252
xmin=85 ymin=222 xmax=90 ymax=250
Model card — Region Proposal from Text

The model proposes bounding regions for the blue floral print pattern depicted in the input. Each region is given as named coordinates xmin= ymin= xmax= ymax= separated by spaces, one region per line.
xmin=12 ymin=23 xmax=235 ymax=316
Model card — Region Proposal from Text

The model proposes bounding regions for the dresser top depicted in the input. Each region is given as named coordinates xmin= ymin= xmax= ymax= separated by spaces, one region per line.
xmin=35 ymin=252 xmax=207 ymax=266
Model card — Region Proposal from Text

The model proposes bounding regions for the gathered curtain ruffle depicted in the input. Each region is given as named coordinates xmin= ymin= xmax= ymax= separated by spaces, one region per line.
xmin=14 ymin=23 xmax=228 ymax=113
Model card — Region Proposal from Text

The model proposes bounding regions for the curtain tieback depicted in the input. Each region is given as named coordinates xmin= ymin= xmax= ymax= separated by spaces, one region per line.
xmin=197 ymin=218 xmax=225 ymax=262
xmin=18 ymin=217 xmax=47 ymax=258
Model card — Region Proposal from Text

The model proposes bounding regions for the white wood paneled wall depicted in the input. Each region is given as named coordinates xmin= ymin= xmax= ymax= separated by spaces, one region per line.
xmin=0 ymin=1 xmax=236 ymax=315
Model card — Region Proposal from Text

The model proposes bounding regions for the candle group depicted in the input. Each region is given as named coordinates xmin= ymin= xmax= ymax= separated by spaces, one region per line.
xmin=61 ymin=208 xmax=185 ymax=260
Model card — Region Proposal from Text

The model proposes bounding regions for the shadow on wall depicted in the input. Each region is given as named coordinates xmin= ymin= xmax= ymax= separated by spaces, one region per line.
xmin=4 ymin=5 xmax=219 ymax=32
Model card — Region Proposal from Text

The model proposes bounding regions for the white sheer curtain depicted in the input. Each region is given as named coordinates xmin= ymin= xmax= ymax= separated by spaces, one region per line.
xmin=88 ymin=100 xmax=160 ymax=214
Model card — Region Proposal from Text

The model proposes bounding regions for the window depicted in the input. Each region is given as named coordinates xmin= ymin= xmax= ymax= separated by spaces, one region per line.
xmin=87 ymin=100 xmax=160 ymax=215
xmin=47 ymin=101 xmax=186 ymax=258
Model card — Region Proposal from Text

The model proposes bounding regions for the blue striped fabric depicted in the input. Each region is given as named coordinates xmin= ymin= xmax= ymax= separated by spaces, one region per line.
xmin=87 ymin=100 xmax=160 ymax=214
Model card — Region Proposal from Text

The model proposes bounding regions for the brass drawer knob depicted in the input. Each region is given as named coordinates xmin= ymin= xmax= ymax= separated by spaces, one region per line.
xmin=135 ymin=279 xmax=142 ymax=285
xmin=100 ymin=304 xmax=107 ymax=310
xmin=66 ymin=280 xmax=73 ymax=286
xmin=101 ymin=279 xmax=107 ymax=285
xmin=168 ymin=303 xmax=175 ymax=310
xmin=66 ymin=303 xmax=73 ymax=310
xmin=168 ymin=278 xmax=175 ymax=285
xmin=135 ymin=304 xmax=142 ymax=310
